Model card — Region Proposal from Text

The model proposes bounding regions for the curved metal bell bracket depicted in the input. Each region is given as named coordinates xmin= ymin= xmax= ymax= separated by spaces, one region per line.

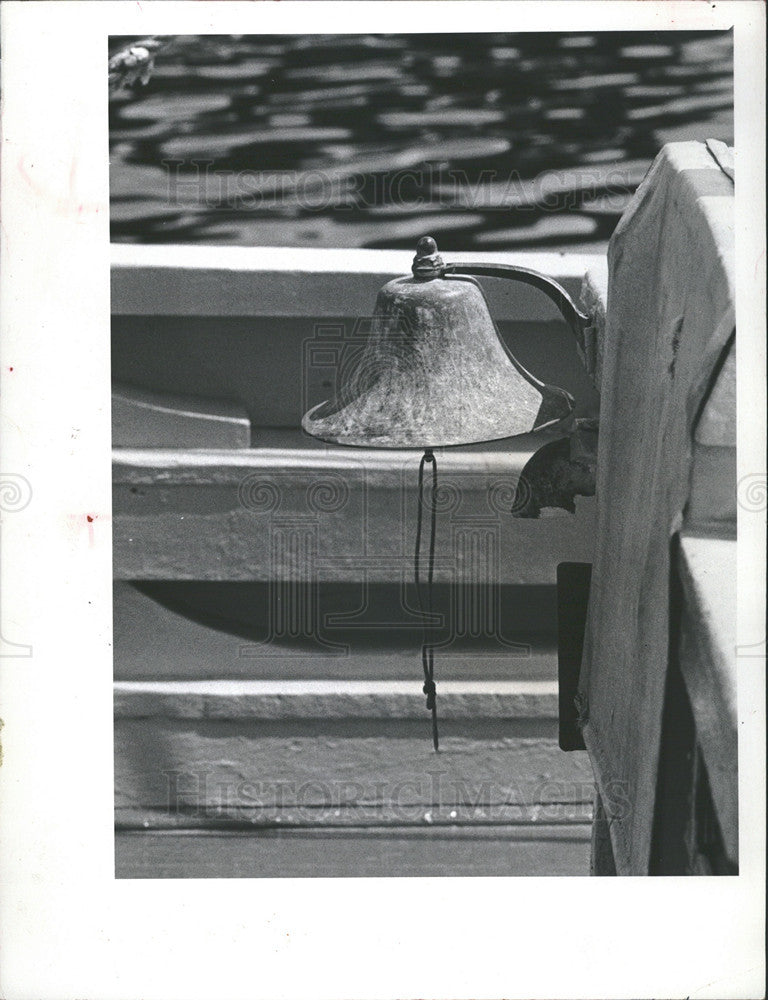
xmin=410 ymin=234 xmax=590 ymax=352
xmin=441 ymin=262 xmax=590 ymax=346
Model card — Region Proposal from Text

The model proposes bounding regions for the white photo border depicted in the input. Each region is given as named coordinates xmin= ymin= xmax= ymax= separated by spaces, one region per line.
xmin=0 ymin=3 xmax=765 ymax=999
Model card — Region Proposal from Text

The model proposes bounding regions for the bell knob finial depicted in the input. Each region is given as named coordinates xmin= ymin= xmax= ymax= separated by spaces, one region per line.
xmin=417 ymin=235 xmax=438 ymax=256
xmin=412 ymin=235 xmax=444 ymax=280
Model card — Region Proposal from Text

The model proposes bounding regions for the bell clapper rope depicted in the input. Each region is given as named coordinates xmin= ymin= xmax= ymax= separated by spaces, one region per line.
xmin=415 ymin=447 xmax=439 ymax=751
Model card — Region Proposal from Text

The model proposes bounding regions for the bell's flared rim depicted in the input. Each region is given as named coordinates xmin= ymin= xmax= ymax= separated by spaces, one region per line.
xmin=301 ymin=390 xmax=575 ymax=449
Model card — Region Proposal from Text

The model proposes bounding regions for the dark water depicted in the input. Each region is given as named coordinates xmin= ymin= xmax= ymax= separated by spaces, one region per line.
xmin=109 ymin=31 xmax=733 ymax=252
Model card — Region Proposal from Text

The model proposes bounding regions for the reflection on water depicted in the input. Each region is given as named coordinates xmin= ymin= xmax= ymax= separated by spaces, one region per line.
xmin=109 ymin=32 xmax=733 ymax=252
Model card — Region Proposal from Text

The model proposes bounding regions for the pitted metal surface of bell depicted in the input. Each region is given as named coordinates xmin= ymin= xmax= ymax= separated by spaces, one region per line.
xmin=301 ymin=236 xmax=577 ymax=448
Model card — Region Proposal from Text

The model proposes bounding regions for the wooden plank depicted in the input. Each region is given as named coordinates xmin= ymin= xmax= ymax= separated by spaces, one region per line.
xmin=113 ymin=433 xmax=570 ymax=477
xmin=676 ymin=533 xmax=738 ymax=864
xmin=115 ymin=825 xmax=592 ymax=878
xmin=112 ymin=435 xmax=597 ymax=583
xmin=114 ymin=678 xmax=560 ymax=720
xmin=677 ymin=535 xmax=736 ymax=716
xmin=648 ymin=651 xmax=697 ymax=875
xmin=115 ymin=801 xmax=594 ymax=831
xmin=687 ymin=336 xmax=736 ymax=532
xmin=112 ymin=503 xmax=596 ymax=583
xmin=111 ymin=244 xmax=593 ymax=322
xmin=114 ymin=717 xmax=595 ymax=816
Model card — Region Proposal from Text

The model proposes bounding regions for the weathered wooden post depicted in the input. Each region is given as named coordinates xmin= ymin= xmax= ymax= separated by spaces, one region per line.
xmin=573 ymin=140 xmax=737 ymax=875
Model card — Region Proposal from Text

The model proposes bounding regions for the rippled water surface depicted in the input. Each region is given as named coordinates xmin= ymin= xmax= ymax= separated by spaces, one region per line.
xmin=109 ymin=32 xmax=733 ymax=252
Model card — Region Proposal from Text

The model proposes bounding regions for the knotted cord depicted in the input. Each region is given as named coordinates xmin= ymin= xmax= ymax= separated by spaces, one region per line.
xmin=415 ymin=448 xmax=439 ymax=751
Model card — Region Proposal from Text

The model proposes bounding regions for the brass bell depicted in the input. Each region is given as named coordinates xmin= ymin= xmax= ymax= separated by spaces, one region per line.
xmin=302 ymin=236 xmax=586 ymax=448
